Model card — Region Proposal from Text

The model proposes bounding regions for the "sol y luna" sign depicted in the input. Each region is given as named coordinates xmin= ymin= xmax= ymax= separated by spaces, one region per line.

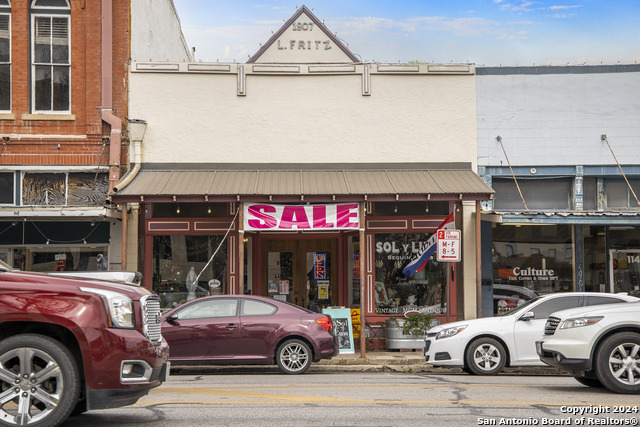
xmin=243 ymin=203 xmax=359 ymax=231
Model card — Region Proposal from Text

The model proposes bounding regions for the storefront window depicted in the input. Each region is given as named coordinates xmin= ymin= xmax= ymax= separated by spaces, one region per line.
xmin=374 ymin=233 xmax=447 ymax=316
xmin=16 ymin=247 xmax=108 ymax=272
xmin=152 ymin=234 xmax=227 ymax=310
xmin=492 ymin=224 xmax=574 ymax=314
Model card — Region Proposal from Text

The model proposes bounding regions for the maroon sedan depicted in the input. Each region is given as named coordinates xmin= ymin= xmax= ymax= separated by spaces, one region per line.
xmin=161 ymin=295 xmax=338 ymax=374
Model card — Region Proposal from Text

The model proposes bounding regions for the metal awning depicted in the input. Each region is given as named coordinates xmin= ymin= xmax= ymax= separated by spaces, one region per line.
xmin=110 ymin=166 xmax=494 ymax=203
xmin=489 ymin=210 xmax=640 ymax=225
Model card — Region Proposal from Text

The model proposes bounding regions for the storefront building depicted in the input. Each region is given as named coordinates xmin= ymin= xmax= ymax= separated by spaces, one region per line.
xmin=111 ymin=6 xmax=493 ymax=325
xmin=477 ymin=65 xmax=640 ymax=315
xmin=0 ymin=1 xmax=191 ymax=272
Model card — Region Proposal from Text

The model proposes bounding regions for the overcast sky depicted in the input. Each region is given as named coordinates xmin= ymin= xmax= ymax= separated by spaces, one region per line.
xmin=172 ymin=0 xmax=640 ymax=66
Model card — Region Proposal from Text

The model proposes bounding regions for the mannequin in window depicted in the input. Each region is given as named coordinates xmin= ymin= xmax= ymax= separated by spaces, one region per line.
xmin=186 ymin=267 xmax=197 ymax=301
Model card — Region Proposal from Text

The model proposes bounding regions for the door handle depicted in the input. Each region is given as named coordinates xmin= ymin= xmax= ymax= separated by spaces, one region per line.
xmin=226 ymin=323 xmax=240 ymax=330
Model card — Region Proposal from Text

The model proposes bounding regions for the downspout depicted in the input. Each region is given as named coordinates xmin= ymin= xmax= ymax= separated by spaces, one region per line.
xmin=112 ymin=133 xmax=142 ymax=193
xmin=101 ymin=0 xmax=122 ymax=192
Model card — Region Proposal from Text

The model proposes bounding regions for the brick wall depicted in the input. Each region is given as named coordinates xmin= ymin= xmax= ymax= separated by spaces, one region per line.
xmin=0 ymin=0 xmax=129 ymax=168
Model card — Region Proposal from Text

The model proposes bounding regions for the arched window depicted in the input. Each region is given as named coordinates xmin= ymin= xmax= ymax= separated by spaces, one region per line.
xmin=0 ymin=0 xmax=10 ymax=112
xmin=30 ymin=0 xmax=70 ymax=113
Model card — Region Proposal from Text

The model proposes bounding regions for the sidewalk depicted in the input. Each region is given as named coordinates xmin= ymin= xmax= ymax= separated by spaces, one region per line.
xmin=171 ymin=351 xmax=568 ymax=375
xmin=313 ymin=351 xmax=567 ymax=374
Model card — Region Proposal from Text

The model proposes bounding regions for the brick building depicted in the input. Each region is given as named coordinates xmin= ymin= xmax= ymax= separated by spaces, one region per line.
xmin=0 ymin=0 xmax=190 ymax=272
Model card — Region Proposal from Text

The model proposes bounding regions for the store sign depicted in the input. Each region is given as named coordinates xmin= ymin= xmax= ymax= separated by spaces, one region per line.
xmin=244 ymin=203 xmax=359 ymax=231
xmin=314 ymin=253 xmax=327 ymax=280
xmin=510 ymin=267 xmax=559 ymax=282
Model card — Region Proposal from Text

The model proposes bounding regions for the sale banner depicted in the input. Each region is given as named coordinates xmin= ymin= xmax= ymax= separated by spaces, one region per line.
xmin=244 ymin=203 xmax=359 ymax=231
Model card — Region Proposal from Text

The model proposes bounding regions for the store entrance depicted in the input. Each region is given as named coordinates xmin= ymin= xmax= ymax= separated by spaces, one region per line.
xmin=262 ymin=238 xmax=338 ymax=310
xmin=609 ymin=249 xmax=640 ymax=294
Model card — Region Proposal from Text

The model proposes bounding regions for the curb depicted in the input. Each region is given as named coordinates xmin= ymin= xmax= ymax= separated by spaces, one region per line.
xmin=170 ymin=364 xmax=568 ymax=376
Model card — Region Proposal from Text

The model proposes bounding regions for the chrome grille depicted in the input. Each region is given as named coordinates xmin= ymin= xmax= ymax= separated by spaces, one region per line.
xmin=141 ymin=295 xmax=163 ymax=345
xmin=544 ymin=316 xmax=561 ymax=335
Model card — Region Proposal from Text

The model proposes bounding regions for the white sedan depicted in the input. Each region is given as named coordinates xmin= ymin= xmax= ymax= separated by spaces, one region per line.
xmin=423 ymin=292 xmax=639 ymax=375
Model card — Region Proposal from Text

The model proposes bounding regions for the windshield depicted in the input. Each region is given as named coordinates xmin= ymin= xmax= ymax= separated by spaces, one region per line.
xmin=500 ymin=296 xmax=543 ymax=316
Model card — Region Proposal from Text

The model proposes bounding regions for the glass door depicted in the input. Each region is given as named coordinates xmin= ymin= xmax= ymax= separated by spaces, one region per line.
xmin=262 ymin=238 xmax=338 ymax=310
xmin=609 ymin=249 xmax=640 ymax=294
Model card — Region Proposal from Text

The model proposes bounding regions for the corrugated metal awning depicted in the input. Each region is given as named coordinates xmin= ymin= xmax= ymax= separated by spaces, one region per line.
xmin=110 ymin=167 xmax=494 ymax=202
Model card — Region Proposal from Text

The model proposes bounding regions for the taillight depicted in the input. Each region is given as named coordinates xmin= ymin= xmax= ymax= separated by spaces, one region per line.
xmin=315 ymin=316 xmax=332 ymax=331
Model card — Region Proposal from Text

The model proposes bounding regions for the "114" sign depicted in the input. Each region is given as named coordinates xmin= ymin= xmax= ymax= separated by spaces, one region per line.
xmin=437 ymin=229 xmax=461 ymax=262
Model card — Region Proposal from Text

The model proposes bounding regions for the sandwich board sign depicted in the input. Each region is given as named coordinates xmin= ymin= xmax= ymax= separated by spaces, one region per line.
xmin=437 ymin=229 xmax=461 ymax=262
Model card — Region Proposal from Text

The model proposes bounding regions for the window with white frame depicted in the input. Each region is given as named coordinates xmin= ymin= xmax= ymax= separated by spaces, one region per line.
xmin=31 ymin=0 xmax=70 ymax=113
xmin=0 ymin=1 xmax=10 ymax=112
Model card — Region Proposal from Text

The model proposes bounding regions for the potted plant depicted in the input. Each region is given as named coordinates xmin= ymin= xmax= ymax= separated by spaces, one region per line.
xmin=385 ymin=311 xmax=437 ymax=350
xmin=400 ymin=312 xmax=433 ymax=336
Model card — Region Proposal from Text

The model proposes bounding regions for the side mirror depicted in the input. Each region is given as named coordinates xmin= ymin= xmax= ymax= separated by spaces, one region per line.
xmin=164 ymin=314 xmax=178 ymax=323
xmin=519 ymin=311 xmax=535 ymax=321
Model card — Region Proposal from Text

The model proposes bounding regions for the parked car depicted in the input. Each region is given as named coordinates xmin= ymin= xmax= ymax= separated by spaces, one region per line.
xmin=536 ymin=301 xmax=640 ymax=394
xmin=423 ymin=292 xmax=639 ymax=375
xmin=0 ymin=260 xmax=169 ymax=426
xmin=161 ymin=295 xmax=338 ymax=374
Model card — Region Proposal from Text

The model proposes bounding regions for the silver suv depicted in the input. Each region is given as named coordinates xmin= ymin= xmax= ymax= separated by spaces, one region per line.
xmin=536 ymin=301 xmax=640 ymax=394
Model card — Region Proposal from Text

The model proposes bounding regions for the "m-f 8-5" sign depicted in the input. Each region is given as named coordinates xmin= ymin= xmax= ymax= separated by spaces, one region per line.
xmin=437 ymin=229 xmax=461 ymax=262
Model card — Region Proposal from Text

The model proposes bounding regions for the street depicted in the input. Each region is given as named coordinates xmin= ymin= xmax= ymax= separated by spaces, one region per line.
xmin=62 ymin=370 xmax=640 ymax=426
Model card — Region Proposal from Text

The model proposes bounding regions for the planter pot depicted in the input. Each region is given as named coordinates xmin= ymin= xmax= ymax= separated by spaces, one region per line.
xmin=385 ymin=318 xmax=441 ymax=350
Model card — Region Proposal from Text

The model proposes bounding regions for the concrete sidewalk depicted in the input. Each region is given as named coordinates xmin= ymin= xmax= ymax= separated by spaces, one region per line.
xmin=313 ymin=351 xmax=567 ymax=374
xmin=171 ymin=351 xmax=568 ymax=375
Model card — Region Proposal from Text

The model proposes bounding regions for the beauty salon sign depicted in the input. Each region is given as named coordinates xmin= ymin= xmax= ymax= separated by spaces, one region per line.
xmin=243 ymin=203 xmax=360 ymax=231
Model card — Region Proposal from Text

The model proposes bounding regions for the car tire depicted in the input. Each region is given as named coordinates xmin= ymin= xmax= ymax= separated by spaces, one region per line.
xmin=595 ymin=332 xmax=640 ymax=394
xmin=464 ymin=337 xmax=507 ymax=375
xmin=573 ymin=376 xmax=604 ymax=388
xmin=0 ymin=334 xmax=80 ymax=427
xmin=461 ymin=367 xmax=475 ymax=375
xmin=276 ymin=339 xmax=312 ymax=374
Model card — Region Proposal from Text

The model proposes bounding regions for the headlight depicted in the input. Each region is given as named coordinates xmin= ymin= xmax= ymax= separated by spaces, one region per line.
xmin=559 ymin=316 xmax=603 ymax=330
xmin=436 ymin=325 xmax=467 ymax=340
xmin=80 ymin=287 xmax=135 ymax=329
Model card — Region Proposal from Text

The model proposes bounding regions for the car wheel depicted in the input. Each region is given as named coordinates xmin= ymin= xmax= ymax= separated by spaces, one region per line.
xmin=595 ymin=332 xmax=640 ymax=394
xmin=573 ymin=376 xmax=604 ymax=388
xmin=0 ymin=334 xmax=80 ymax=426
xmin=464 ymin=337 xmax=507 ymax=375
xmin=276 ymin=339 xmax=312 ymax=374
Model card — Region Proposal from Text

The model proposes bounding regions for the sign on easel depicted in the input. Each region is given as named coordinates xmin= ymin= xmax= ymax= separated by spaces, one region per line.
xmin=437 ymin=229 xmax=461 ymax=262
xmin=321 ymin=307 xmax=354 ymax=354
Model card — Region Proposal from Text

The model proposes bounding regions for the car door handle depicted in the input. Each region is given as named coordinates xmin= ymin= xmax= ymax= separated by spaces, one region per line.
xmin=225 ymin=323 xmax=240 ymax=330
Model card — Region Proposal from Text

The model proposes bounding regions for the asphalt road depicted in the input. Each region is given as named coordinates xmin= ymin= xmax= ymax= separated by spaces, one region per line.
xmin=62 ymin=371 xmax=640 ymax=426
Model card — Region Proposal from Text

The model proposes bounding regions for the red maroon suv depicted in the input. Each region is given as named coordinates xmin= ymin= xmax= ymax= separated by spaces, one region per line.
xmin=0 ymin=261 xmax=170 ymax=426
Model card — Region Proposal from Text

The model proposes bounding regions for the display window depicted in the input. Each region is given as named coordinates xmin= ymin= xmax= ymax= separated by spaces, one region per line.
xmin=152 ymin=234 xmax=228 ymax=310
xmin=374 ymin=233 xmax=447 ymax=316
xmin=491 ymin=224 xmax=574 ymax=314
xmin=8 ymin=247 xmax=109 ymax=272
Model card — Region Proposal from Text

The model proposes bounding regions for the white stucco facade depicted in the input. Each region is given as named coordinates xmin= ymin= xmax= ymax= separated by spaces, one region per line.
xmin=129 ymin=65 xmax=478 ymax=167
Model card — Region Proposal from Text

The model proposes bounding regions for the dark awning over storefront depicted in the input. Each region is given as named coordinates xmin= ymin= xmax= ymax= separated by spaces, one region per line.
xmin=491 ymin=210 xmax=640 ymax=225
xmin=110 ymin=163 xmax=494 ymax=203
